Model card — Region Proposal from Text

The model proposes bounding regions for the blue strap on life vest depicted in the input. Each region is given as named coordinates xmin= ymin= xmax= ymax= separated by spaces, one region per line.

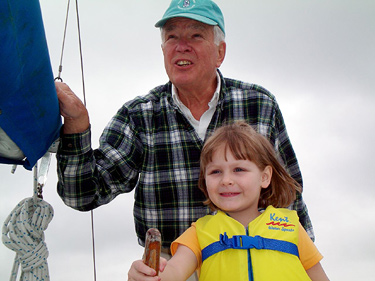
xmin=202 ymin=232 xmax=299 ymax=262
xmin=0 ymin=0 xmax=62 ymax=170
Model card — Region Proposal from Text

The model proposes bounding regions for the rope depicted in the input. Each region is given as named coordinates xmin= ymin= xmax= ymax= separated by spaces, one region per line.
xmin=2 ymin=159 xmax=54 ymax=281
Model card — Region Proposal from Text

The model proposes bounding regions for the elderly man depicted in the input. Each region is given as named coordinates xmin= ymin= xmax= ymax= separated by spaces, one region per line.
xmin=56 ymin=1 xmax=314 ymax=279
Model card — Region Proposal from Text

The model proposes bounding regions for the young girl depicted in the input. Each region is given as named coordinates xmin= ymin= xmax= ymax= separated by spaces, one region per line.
xmin=128 ymin=121 xmax=329 ymax=281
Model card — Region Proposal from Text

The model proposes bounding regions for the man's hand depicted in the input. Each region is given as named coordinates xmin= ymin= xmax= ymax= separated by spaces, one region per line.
xmin=55 ymin=81 xmax=90 ymax=134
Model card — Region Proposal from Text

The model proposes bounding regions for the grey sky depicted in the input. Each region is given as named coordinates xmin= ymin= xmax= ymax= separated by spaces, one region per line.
xmin=1 ymin=0 xmax=374 ymax=280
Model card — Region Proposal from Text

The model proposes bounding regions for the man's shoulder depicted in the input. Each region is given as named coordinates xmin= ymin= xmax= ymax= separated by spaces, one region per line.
xmin=124 ymin=82 xmax=172 ymax=109
xmin=222 ymin=77 xmax=276 ymax=101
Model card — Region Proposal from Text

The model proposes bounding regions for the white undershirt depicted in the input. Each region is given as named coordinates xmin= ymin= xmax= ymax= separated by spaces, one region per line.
xmin=172 ymin=72 xmax=221 ymax=140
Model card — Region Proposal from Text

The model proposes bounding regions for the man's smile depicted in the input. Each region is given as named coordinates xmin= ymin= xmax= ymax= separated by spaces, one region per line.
xmin=176 ymin=60 xmax=192 ymax=66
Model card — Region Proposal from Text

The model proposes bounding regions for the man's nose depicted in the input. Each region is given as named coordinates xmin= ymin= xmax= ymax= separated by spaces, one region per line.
xmin=175 ymin=38 xmax=191 ymax=52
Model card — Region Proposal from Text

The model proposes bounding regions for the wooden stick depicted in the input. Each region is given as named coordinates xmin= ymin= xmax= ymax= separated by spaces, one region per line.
xmin=143 ymin=228 xmax=161 ymax=275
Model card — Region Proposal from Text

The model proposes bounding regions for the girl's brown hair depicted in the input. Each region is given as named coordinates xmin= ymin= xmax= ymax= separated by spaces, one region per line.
xmin=198 ymin=121 xmax=301 ymax=211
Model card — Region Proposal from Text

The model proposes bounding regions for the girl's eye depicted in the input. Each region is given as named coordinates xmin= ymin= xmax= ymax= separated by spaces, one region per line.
xmin=234 ymin=167 xmax=244 ymax=172
xmin=208 ymin=169 xmax=220 ymax=175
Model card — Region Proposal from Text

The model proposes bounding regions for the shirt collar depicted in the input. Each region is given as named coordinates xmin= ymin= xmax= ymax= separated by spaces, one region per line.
xmin=172 ymin=71 xmax=221 ymax=109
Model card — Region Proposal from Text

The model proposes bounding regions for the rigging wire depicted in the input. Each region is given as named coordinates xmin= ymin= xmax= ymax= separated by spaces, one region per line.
xmin=74 ymin=0 xmax=87 ymax=106
xmin=56 ymin=0 xmax=96 ymax=280
xmin=55 ymin=0 xmax=70 ymax=82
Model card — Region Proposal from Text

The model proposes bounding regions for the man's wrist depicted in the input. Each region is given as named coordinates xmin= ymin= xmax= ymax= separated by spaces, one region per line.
xmin=62 ymin=116 xmax=90 ymax=134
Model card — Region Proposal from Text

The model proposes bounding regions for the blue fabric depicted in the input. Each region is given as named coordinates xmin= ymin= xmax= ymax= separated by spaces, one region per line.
xmin=202 ymin=233 xmax=299 ymax=262
xmin=0 ymin=0 xmax=61 ymax=170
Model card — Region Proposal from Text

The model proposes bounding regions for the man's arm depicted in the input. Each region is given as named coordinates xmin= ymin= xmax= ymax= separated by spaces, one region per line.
xmin=273 ymin=102 xmax=315 ymax=241
xmin=55 ymin=82 xmax=142 ymax=211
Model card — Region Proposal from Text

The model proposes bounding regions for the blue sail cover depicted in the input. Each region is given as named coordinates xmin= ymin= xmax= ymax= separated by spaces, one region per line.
xmin=0 ymin=0 xmax=62 ymax=170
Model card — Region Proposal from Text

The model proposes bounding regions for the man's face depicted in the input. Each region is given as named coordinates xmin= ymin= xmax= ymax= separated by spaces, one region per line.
xmin=161 ymin=18 xmax=225 ymax=91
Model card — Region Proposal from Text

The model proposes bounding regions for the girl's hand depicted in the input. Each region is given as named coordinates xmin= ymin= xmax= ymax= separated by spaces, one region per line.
xmin=128 ymin=258 xmax=168 ymax=281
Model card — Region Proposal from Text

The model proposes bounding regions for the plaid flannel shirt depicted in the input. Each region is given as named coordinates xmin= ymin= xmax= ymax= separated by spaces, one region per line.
xmin=57 ymin=71 xmax=314 ymax=247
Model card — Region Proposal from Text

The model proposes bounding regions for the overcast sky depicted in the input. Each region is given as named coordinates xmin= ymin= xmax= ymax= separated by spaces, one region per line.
xmin=1 ymin=0 xmax=374 ymax=280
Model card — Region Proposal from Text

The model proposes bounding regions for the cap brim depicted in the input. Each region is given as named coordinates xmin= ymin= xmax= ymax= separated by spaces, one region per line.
xmin=155 ymin=13 xmax=218 ymax=28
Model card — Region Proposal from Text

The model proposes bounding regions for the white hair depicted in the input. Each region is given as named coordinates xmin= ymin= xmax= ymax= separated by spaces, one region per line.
xmin=160 ymin=25 xmax=225 ymax=46
xmin=213 ymin=25 xmax=225 ymax=46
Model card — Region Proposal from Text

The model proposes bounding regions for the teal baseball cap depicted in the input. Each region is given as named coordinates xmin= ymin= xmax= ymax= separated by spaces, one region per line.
xmin=155 ymin=0 xmax=225 ymax=35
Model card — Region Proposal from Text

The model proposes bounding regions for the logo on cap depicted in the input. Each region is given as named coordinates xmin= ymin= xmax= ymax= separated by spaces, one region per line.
xmin=178 ymin=0 xmax=196 ymax=10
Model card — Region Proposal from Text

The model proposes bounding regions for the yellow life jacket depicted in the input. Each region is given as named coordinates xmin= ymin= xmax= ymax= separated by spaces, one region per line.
xmin=195 ymin=206 xmax=311 ymax=281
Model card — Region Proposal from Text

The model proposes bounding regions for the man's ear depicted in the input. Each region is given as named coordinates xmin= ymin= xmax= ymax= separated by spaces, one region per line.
xmin=216 ymin=41 xmax=226 ymax=68
xmin=261 ymin=166 xmax=272 ymax=188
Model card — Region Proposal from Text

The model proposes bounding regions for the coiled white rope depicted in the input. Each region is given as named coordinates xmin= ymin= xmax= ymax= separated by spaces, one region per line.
xmin=2 ymin=153 xmax=54 ymax=281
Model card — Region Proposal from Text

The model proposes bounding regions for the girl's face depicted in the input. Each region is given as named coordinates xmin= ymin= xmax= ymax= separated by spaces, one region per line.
xmin=205 ymin=145 xmax=272 ymax=226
